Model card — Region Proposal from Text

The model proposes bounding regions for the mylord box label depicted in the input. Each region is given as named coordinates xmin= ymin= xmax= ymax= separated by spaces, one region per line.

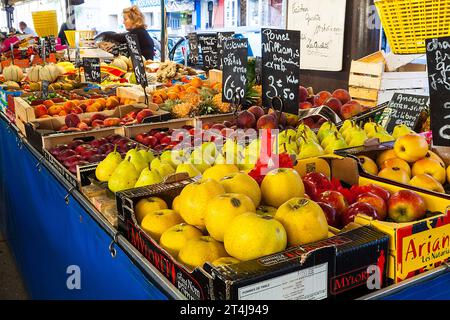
xmin=238 ymin=263 xmax=328 ymax=300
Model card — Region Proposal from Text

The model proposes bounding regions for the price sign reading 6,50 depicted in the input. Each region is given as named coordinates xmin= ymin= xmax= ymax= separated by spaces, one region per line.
xmin=221 ymin=38 xmax=248 ymax=104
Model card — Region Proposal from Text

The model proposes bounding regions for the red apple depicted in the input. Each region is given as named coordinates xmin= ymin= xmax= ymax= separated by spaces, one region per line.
xmin=388 ymin=190 xmax=427 ymax=223
xmin=303 ymin=172 xmax=331 ymax=191
xmin=75 ymin=144 xmax=93 ymax=155
xmin=356 ymin=192 xmax=387 ymax=221
xmin=56 ymin=149 xmax=77 ymax=161
xmin=316 ymin=190 xmax=348 ymax=215
xmin=160 ymin=136 xmax=172 ymax=145
xmin=63 ymin=155 xmax=85 ymax=168
xmin=154 ymin=132 xmax=168 ymax=142
xmin=356 ymin=184 xmax=391 ymax=203
xmin=341 ymin=202 xmax=379 ymax=227
xmin=302 ymin=179 xmax=320 ymax=201
xmin=316 ymin=202 xmax=339 ymax=228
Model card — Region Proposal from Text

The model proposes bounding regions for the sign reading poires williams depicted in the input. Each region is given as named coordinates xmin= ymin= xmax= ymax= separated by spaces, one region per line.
xmin=426 ymin=36 xmax=450 ymax=147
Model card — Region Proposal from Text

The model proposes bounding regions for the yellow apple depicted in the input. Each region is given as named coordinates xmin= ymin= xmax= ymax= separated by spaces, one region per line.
xmin=376 ymin=149 xmax=398 ymax=167
xmin=394 ymin=134 xmax=429 ymax=163
xmin=378 ymin=167 xmax=410 ymax=185
xmin=275 ymin=198 xmax=328 ymax=247
xmin=140 ymin=209 xmax=183 ymax=242
xmin=425 ymin=150 xmax=445 ymax=167
xmin=159 ymin=223 xmax=203 ymax=257
xmin=202 ymin=164 xmax=239 ymax=182
xmin=411 ymin=158 xmax=446 ymax=184
xmin=381 ymin=158 xmax=412 ymax=177
xmin=178 ymin=179 xmax=225 ymax=227
xmin=211 ymin=257 xmax=241 ymax=267
xmin=410 ymin=174 xmax=445 ymax=193
xmin=256 ymin=205 xmax=278 ymax=217
xmin=220 ymin=172 xmax=262 ymax=207
xmin=223 ymin=212 xmax=287 ymax=261
xmin=178 ymin=236 xmax=228 ymax=269
xmin=358 ymin=156 xmax=378 ymax=175
xmin=135 ymin=197 xmax=168 ymax=224
xmin=205 ymin=193 xmax=256 ymax=242
xmin=261 ymin=168 xmax=304 ymax=208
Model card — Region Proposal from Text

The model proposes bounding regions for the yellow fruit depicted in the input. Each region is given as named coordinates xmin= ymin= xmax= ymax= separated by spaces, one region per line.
xmin=378 ymin=167 xmax=410 ymax=185
xmin=224 ymin=212 xmax=287 ymax=261
xmin=135 ymin=197 xmax=168 ymax=224
xmin=411 ymin=158 xmax=446 ymax=184
xmin=140 ymin=209 xmax=183 ymax=242
xmin=394 ymin=134 xmax=429 ymax=163
xmin=172 ymin=195 xmax=181 ymax=213
xmin=220 ymin=172 xmax=262 ymax=207
xmin=275 ymin=198 xmax=328 ymax=247
xmin=425 ymin=150 xmax=445 ymax=167
xmin=358 ymin=156 xmax=378 ymax=176
xmin=211 ymin=257 xmax=240 ymax=267
xmin=261 ymin=168 xmax=304 ymax=208
xmin=256 ymin=205 xmax=277 ymax=217
xmin=447 ymin=165 xmax=450 ymax=184
xmin=178 ymin=179 xmax=225 ymax=227
xmin=410 ymin=174 xmax=445 ymax=193
xmin=178 ymin=236 xmax=227 ymax=269
xmin=159 ymin=223 xmax=203 ymax=257
xmin=376 ymin=149 xmax=398 ymax=167
xmin=205 ymin=193 xmax=256 ymax=242
xmin=202 ymin=164 xmax=239 ymax=182
xmin=381 ymin=158 xmax=412 ymax=178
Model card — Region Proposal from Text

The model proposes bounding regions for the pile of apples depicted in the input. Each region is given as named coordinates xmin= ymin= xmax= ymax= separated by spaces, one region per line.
xmin=34 ymin=96 xmax=122 ymax=119
xmin=132 ymin=168 xmax=332 ymax=269
xmin=48 ymin=134 xmax=139 ymax=174
xmin=358 ymin=133 xmax=450 ymax=194
xmin=134 ymin=125 xmax=194 ymax=152
xmin=60 ymin=108 xmax=156 ymax=132
xmin=302 ymin=171 xmax=430 ymax=226
xmin=299 ymin=86 xmax=368 ymax=128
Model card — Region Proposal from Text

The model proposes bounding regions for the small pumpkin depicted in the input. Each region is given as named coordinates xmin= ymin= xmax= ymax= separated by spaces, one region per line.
xmin=118 ymin=55 xmax=132 ymax=71
xmin=28 ymin=65 xmax=43 ymax=82
xmin=110 ymin=58 xmax=128 ymax=71
xmin=38 ymin=64 xmax=63 ymax=83
xmin=3 ymin=65 xmax=24 ymax=82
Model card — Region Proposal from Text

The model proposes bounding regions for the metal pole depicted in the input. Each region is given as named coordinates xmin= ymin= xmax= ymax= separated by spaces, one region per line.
xmin=65 ymin=0 xmax=76 ymax=29
xmin=160 ymin=0 xmax=167 ymax=62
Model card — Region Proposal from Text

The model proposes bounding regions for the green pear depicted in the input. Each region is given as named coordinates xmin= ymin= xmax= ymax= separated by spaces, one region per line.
xmin=339 ymin=120 xmax=354 ymax=134
xmin=108 ymin=156 xmax=139 ymax=193
xmin=222 ymin=139 xmax=245 ymax=160
xmin=297 ymin=124 xmax=319 ymax=143
xmin=348 ymin=130 xmax=368 ymax=147
xmin=139 ymin=149 xmax=155 ymax=165
xmin=160 ymin=150 xmax=186 ymax=168
xmin=187 ymin=157 xmax=211 ymax=173
xmin=298 ymin=137 xmax=325 ymax=159
xmin=134 ymin=166 xmax=163 ymax=188
xmin=324 ymin=138 xmax=348 ymax=154
xmin=321 ymin=132 xmax=343 ymax=149
xmin=125 ymin=148 xmax=147 ymax=173
xmin=364 ymin=122 xmax=382 ymax=138
xmin=95 ymin=147 xmax=122 ymax=182
xmin=392 ymin=124 xmax=414 ymax=140
xmin=246 ymin=138 xmax=261 ymax=158
xmin=318 ymin=122 xmax=338 ymax=142
xmin=373 ymin=131 xmax=395 ymax=143
xmin=238 ymin=151 xmax=258 ymax=171
xmin=176 ymin=163 xmax=202 ymax=178
xmin=155 ymin=162 xmax=176 ymax=178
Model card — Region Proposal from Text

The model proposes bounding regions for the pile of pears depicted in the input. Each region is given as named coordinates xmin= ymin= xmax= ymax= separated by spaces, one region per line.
xmin=96 ymin=146 xmax=162 ymax=193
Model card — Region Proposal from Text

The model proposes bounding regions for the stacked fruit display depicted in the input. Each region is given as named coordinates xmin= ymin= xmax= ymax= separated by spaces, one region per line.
xmin=134 ymin=126 xmax=194 ymax=152
xmin=34 ymin=96 xmax=122 ymax=119
xmin=48 ymin=135 xmax=139 ymax=174
xmin=298 ymin=86 xmax=368 ymax=126
xmin=357 ymin=133 xmax=450 ymax=194
xmin=59 ymin=108 xmax=157 ymax=132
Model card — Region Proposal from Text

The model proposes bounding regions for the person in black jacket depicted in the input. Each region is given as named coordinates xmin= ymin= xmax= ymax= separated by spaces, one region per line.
xmin=103 ymin=6 xmax=155 ymax=61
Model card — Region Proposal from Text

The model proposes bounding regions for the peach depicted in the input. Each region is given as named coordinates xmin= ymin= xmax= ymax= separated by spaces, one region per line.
xmin=105 ymin=97 xmax=120 ymax=109
xmin=96 ymin=98 xmax=107 ymax=108
xmin=92 ymin=119 xmax=105 ymax=128
xmin=256 ymin=114 xmax=277 ymax=130
xmin=77 ymin=122 xmax=90 ymax=131
xmin=103 ymin=117 xmax=121 ymax=127
xmin=332 ymin=89 xmax=351 ymax=105
xmin=340 ymin=101 xmax=362 ymax=119
xmin=136 ymin=109 xmax=155 ymax=124
xmin=34 ymin=104 xmax=48 ymax=118
xmin=58 ymin=110 xmax=68 ymax=116
xmin=43 ymin=100 xmax=55 ymax=108
xmin=324 ymin=97 xmax=342 ymax=114
xmin=313 ymin=91 xmax=332 ymax=106
xmin=65 ymin=114 xmax=81 ymax=128
xmin=299 ymin=101 xmax=313 ymax=110
xmin=86 ymin=104 xmax=99 ymax=113
xmin=63 ymin=101 xmax=76 ymax=113
xmin=70 ymin=106 xmax=84 ymax=114
xmin=47 ymin=105 xmax=63 ymax=116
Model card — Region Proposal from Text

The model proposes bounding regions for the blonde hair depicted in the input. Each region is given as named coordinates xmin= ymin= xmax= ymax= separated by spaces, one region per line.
xmin=123 ymin=6 xmax=147 ymax=29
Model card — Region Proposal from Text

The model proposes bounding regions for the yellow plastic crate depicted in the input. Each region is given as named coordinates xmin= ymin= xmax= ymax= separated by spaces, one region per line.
xmin=375 ymin=0 xmax=450 ymax=54
xmin=65 ymin=30 xmax=96 ymax=48
xmin=32 ymin=10 xmax=58 ymax=37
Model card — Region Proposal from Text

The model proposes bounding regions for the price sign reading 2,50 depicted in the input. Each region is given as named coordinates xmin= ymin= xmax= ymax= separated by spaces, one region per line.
xmin=224 ymin=75 xmax=245 ymax=101
xmin=266 ymin=76 xmax=295 ymax=101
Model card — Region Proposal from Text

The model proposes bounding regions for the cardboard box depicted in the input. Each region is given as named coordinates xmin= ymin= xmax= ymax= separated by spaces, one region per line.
xmin=116 ymin=171 xmax=389 ymax=300
xmin=295 ymin=155 xmax=450 ymax=284
xmin=349 ymin=51 xmax=429 ymax=107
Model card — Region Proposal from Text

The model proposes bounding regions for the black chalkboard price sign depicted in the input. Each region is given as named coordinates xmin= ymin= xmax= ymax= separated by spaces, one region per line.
xmin=217 ymin=32 xmax=235 ymax=70
xmin=125 ymin=33 xmax=148 ymax=88
xmin=379 ymin=93 xmax=429 ymax=133
xmin=221 ymin=38 xmax=248 ymax=104
xmin=187 ymin=33 xmax=199 ymax=66
xmin=261 ymin=28 xmax=300 ymax=114
xmin=82 ymin=57 xmax=101 ymax=83
xmin=426 ymin=36 xmax=450 ymax=146
xmin=198 ymin=34 xmax=219 ymax=70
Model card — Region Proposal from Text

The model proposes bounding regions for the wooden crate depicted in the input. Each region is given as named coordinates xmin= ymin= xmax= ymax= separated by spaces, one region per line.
xmin=349 ymin=51 xmax=429 ymax=107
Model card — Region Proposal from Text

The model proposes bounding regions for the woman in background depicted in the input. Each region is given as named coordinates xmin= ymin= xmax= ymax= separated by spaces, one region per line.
xmin=102 ymin=6 xmax=154 ymax=60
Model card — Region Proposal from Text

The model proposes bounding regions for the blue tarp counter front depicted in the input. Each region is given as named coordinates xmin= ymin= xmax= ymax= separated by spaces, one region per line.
xmin=0 ymin=113 xmax=449 ymax=300
xmin=0 ymin=114 xmax=183 ymax=299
